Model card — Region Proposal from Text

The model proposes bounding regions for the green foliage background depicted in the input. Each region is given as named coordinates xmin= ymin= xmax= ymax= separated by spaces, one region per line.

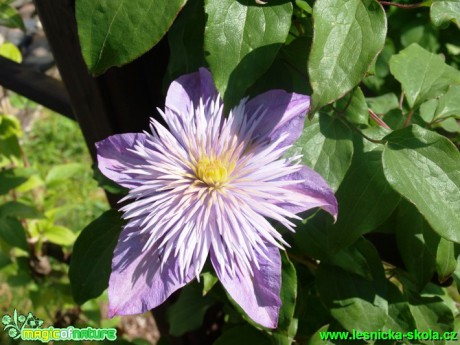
xmin=3 ymin=0 xmax=460 ymax=344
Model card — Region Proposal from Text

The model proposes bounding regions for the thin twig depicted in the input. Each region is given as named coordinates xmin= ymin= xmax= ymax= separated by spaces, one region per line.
xmin=368 ymin=108 xmax=391 ymax=129
xmin=379 ymin=1 xmax=426 ymax=9
xmin=399 ymin=91 xmax=405 ymax=110
xmin=404 ymin=109 xmax=414 ymax=127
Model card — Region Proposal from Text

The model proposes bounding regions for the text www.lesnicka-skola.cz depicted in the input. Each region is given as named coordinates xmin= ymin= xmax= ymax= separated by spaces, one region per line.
xmin=319 ymin=329 xmax=458 ymax=342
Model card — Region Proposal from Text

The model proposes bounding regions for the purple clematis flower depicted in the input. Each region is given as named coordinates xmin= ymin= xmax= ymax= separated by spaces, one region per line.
xmin=96 ymin=68 xmax=337 ymax=328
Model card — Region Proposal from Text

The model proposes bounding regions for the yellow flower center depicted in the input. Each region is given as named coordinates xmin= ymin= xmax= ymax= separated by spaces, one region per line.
xmin=196 ymin=156 xmax=231 ymax=186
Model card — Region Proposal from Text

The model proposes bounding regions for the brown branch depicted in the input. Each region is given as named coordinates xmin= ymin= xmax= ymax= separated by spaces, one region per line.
xmin=378 ymin=1 xmax=426 ymax=9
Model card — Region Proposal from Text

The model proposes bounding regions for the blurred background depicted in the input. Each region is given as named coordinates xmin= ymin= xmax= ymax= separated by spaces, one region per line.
xmin=0 ymin=1 xmax=159 ymax=344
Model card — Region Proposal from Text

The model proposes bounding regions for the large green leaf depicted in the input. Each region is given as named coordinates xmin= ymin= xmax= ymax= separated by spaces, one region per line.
xmin=287 ymin=114 xmax=353 ymax=192
xmin=69 ymin=210 xmax=124 ymax=304
xmin=167 ymin=282 xmax=215 ymax=336
xmin=204 ymin=0 xmax=292 ymax=107
xmin=76 ymin=0 xmax=187 ymax=74
xmin=389 ymin=44 xmax=460 ymax=109
xmin=308 ymin=0 xmax=387 ymax=109
xmin=383 ymin=125 xmax=460 ymax=243
xmin=326 ymin=149 xmax=400 ymax=249
xmin=431 ymin=0 xmax=460 ymax=29
xmin=395 ymin=200 xmax=438 ymax=290
xmin=316 ymin=252 xmax=387 ymax=333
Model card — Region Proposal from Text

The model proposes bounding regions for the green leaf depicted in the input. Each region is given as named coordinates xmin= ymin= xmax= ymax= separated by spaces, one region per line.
xmin=287 ymin=114 xmax=353 ymax=192
xmin=0 ymin=218 xmax=28 ymax=251
xmin=295 ymin=292 xmax=330 ymax=341
xmin=316 ymin=260 xmax=387 ymax=333
xmin=247 ymin=36 xmax=312 ymax=97
xmin=306 ymin=324 xmax=341 ymax=345
xmin=295 ymin=0 xmax=312 ymax=14
xmin=408 ymin=294 xmax=454 ymax=345
xmin=439 ymin=117 xmax=460 ymax=133
xmin=0 ymin=114 xmax=21 ymax=139
xmin=0 ymin=201 xmax=43 ymax=219
xmin=366 ymin=93 xmax=400 ymax=115
xmin=166 ymin=0 xmax=206 ymax=82
xmin=383 ymin=282 xmax=416 ymax=334
xmin=0 ymin=251 xmax=11 ymax=270
xmin=434 ymin=85 xmax=460 ymax=120
xmin=0 ymin=136 xmax=21 ymax=167
xmin=0 ymin=42 xmax=22 ymax=63
xmin=431 ymin=0 xmax=460 ymax=29
xmin=44 ymin=225 xmax=76 ymax=246
xmin=75 ymin=0 xmax=187 ymax=74
xmin=308 ymin=0 xmax=387 ymax=109
xmin=336 ymin=87 xmax=369 ymax=126
xmin=202 ymin=272 xmax=218 ymax=295
xmin=420 ymin=98 xmax=439 ymax=123
xmin=395 ymin=200 xmax=438 ymax=290
xmin=45 ymin=163 xmax=84 ymax=185
xmin=0 ymin=2 xmax=25 ymax=30
xmin=389 ymin=44 xmax=460 ymax=109
xmin=92 ymin=164 xmax=128 ymax=195
xmin=69 ymin=210 xmax=124 ymax=304
xmin=0 ymin=169 xmax=29 ymax=195
xmin=327 ymin=149 xmax=400 ymax=249
xmin=213 ymin=325 xmax=272 ymax=345
xmin=277 ymin=253 xmax=297 ymax=334
xmin=400 ymin=19 xmax=440 ymax=53
xmin=167 ymin=282 xmax=215 ymax=336
xmin=436 ymin=238 xmax=458 ymax=283
xmin=383 ymin=125 xmax=460 ymax=243
xmin=204 ymin=0 xmax=292 ymax=108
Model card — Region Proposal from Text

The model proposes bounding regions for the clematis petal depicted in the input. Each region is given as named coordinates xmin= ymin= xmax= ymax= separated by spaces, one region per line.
xmin=165 ymin=68 xmax=219 ymax=114
xmin=279 ymin=166 xmax=338 ymax=221
xmin=96 ymin=133 xmax=148 ymax=189
xmin=108 ymin=223 xmax=198 ymax=317
xmin=245 ymin=90 xmax=310 ymax=146
xmin=211 ymin=243 xmax=282 ymax=328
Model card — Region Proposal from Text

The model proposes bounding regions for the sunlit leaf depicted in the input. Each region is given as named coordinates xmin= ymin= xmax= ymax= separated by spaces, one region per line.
xmin=309 ymin=0 xmax=386 ymax=108
xmin=383 ymin=125 xmax=460 ymax=243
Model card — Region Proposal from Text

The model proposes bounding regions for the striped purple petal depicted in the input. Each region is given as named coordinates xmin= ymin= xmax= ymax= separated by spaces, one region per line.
xmin=96 ymin=133 xmax=148 ymax=189
xmin=165 ymin=68 xmax=219 ymax=114
xmin=211 ymin=243 xmax=281 ymax=328
xmin=108 ymin=222 xmax=200 ymax=317
xmin=277 ymin=166 xmax=338 ymax=221
xmin=246 ymin=90 xmax=310 ymax=147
